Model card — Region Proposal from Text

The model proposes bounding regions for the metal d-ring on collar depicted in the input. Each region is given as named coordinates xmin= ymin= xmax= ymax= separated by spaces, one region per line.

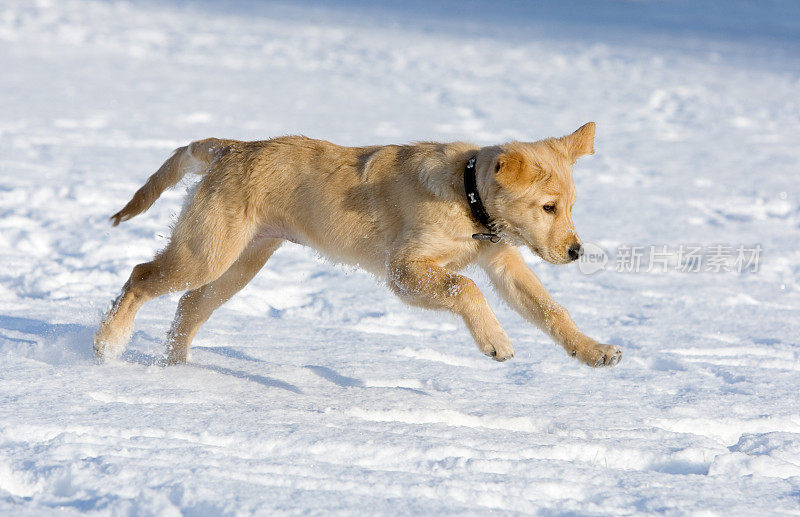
xmin=464 ymin=155 xmax=501 ymax=243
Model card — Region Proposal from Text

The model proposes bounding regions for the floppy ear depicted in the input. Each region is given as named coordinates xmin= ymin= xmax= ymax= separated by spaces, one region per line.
xmin=561 ymin=121 xmax=595 ymax=162
xmin=495 ymin=149 xmax=528 ymax=187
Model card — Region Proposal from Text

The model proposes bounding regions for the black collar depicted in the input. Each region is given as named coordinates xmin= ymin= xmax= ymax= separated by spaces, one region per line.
xmin=464 ymin=155 xmax=501 ymax=243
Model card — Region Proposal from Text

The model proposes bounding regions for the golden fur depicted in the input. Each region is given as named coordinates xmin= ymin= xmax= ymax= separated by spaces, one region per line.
xmin=95 ymin=122 xmax=621 ymax=368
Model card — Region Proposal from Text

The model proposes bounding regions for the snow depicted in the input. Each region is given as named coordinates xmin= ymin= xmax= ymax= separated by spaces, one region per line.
xmin=1 ymin=0 xmax=800 ymax=514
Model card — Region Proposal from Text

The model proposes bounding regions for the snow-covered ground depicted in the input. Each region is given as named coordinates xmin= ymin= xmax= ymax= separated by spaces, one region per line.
xmin=2 ymin=0 xmax=800 ymax=514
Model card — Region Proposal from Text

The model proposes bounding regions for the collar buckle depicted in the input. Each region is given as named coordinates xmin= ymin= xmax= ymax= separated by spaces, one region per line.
xmin=472 ymin=232 xmax=501 ymax=243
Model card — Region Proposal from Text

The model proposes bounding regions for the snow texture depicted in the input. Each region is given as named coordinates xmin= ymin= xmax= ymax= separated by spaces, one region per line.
xmin=1 ymin=0 xmax=800 ymax=514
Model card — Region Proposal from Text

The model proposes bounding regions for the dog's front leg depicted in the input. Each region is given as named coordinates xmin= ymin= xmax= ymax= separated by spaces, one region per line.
xmin=480 ymin=246 xmax=621 ymax=367
xmin=387 ymin=256 xmax=514 ymax=361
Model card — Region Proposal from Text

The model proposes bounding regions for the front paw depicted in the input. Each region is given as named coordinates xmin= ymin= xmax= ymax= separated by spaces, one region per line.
xmin=571 ymin=343 xmax=622 ymax=368
xmin=478 ymin=334 xmax=515 ymax=362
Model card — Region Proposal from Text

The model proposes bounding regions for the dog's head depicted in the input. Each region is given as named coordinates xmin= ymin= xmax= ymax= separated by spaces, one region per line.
xmin=480 ymin=122 xmax=596 ymax=264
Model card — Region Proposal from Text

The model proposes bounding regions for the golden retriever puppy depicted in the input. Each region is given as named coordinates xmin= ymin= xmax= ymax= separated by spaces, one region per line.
xmin=95 ymin=122 xmax=621 ymax=368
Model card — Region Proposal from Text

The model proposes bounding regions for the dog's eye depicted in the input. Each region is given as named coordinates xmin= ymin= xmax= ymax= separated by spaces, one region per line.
xmin=542 ymin=204 xmax=556 ymax=214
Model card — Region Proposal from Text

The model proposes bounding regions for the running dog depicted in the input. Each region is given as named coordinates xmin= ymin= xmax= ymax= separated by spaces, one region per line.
xmin=95 ymin=122 xmax=622 ymax=368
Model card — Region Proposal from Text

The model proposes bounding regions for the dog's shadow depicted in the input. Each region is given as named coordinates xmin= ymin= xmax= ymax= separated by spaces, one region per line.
xmin=190 ymin=345 xmax=302 ymax=393
xmin=199 ymin=345 xmax=429 ymax=396
xmin=191 ymin=362 xmax=303 ymax=394
xmin=304 ymin=364 xmax=363 ymax=387
xmin=0 ymin=316 xmax=303 ymax=393
xmin=0 ymin=317 xmax=423 ymax=396
xmin=122 ymin=344 xmax=301 ymax=394
xmin=0 ymin=314 xmax=95 ymax=365
xmin=305 ymin=364 xmax=430 ymax=396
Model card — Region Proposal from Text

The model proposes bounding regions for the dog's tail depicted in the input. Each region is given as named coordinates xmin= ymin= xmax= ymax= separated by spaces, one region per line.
xmin=110 ymin=138 xmax=236 ymax=226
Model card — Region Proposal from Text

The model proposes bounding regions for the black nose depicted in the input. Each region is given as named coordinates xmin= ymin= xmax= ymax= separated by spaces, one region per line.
xmin=568 ymin=243 xmax=583 ymax=261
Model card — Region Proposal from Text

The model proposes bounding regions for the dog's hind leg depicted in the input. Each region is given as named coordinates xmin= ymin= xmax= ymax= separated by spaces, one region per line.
xmin=94 ymin=260 xmax=163 ymax=361
xmin=94 ymin=186 xmax=259 ymax=361
xmin=164 ymin=237 xmax=283 ymax=365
